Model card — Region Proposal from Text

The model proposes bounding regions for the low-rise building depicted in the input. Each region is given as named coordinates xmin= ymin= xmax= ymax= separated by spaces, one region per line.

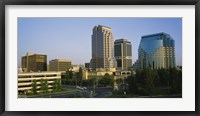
xmin=49 ymin=59 xmax=71 ymax=72
xmin=18 ymin=72 xmax=61 ymax=94
xmin=21 ymin=52 xmax=47 ymax=72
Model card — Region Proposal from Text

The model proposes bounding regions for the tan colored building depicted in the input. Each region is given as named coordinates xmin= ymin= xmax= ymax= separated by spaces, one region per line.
xmin=82 ymin=68 xmax=132 ymax=80
xmin=90 ymin=25 xmax=117 ymax=69
xmin=69 ymin=65 xmax=85 ymax=72
xmin=49 ymin=59 xmax=71 ymax=72
xmin=82 ymin=68 xmax=116 ymax=80
xmin=21 ymin=52 xmax=47 ymax=72
xmin=18 ymin=72 xmax=61 ymax=94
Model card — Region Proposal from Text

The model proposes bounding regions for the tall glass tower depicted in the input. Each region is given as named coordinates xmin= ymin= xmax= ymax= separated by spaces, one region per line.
xmin=90 ymin=25 xmax=117 ymax=69
xmin=114 ymin=38 xmax=132 ymax=71
xmin=138 ymin=32 xmax=176 ymax=69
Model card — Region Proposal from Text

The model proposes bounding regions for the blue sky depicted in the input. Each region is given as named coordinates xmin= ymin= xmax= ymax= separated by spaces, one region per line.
xmin=18 ymin=18 xmax=182 ymax=66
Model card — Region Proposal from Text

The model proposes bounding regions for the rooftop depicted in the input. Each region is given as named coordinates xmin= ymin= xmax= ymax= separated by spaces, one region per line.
xmin=24 ymin=52 xmax=47 ymax=56
xmin=18 ymin=71 xmax=62 ymax=76
xmin=142 ymin=32 xmax=170 ymax=38
xmin=115 ymin=38 xmax=131 ymax=43
xmin=97 ymin=25 xmax=111 ymax=29
xmin=50 ymin=58 xmax=71 ymax=62
xmin=115 ymin=38 xmax=129 ymax=42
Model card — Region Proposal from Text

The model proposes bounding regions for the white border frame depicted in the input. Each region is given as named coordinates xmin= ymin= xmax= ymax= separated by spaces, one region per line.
xmin=5 ymin=5 xmax=195 ymax=111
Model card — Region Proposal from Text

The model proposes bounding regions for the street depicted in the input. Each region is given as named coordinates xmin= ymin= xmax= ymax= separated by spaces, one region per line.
xmin=87 ymin=87 xmax=113 ymax=98
xmin=20 ymin=85 xmax=114 ymax=98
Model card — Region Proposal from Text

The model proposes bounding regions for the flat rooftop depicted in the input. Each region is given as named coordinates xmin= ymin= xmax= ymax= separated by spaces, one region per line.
xmin=18 ymin=71 xmax=62 ymax=76
xmin=142 ymin=32 xmax=169 ymax=38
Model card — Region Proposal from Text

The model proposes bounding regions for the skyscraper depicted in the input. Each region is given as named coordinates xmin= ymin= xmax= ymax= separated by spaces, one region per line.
xmin=114 ymin=38 xmax=132 ymax=71
xmin=90 ymin=25 xmax=117 ymax=69
xmin=138 ymin=32 xmax=176 ymax=69
xmin=21 ymin=52 xmax=47 ymax=72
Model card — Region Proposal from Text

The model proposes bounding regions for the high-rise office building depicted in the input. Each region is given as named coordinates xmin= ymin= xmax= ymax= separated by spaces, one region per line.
xmin=49 ymin=59 xmax=72 ymax=72
xmin=114 ymin=38 xmax=132 ymax=71
xmin=138 ymin=32 xmax=176 ymax=69
xmin=21 ymin=52 xmax=47 ymax=72
xmin=90 ymin=25 xmax=117 ymax=69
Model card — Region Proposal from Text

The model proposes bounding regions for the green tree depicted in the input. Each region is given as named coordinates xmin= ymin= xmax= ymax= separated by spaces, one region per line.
xmin=127 ymin=75 xmax=139 ymax=94
xmin=82 ymin=80 xmax=89 ymax=87
xmin=104 ymin=73 xmax=110 ymax=78
xmin=64 ymin=78 xmax=73 ymax=85
xmin=88 ymin=78 xmax=96 ymax=87
xmin=53 ymin=79 xmax=61 ymax=92
xmin=157 ymin=68 xmax=170 ymax=87
xmin=127 ymin=68 xmax=182 ymax=96
xmin=116 ymin=78 xmax=123 ymax=86
xmin=65 ymin=70 xmax=73 ymax=79
xmin=40 ymin=79 xmax=45 ymax=94
xmin=44 ymin=79 xmax=49 ymax=93
xmin=63 ymin=70 xmax=74 ymax=85
xmin=73 ymin=67 xmax=83 ymax=86
xmin=78 ymin=67 xmax=83 ymax=86
xmin=52 ymin=79 xmax=57 ymax=92
xmin=169 ymin=68 xmax=182 ymax=94
xmin=31 ymin=79 xmax=37 ymax=94
xmin=57 ymin=78 xmax=61 ymax=91
xmin=144 ymin=69 xmax=156 ymax=95
xmin=99 ymin=74 xmax=114 ymax=87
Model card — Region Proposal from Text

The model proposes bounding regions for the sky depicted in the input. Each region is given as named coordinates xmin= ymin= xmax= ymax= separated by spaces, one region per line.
xmin=18 ymin=18 xmax=182 ymax=67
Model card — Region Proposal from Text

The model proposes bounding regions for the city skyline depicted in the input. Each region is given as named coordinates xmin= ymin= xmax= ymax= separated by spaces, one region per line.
xmin=18 ymin=18 xmax=182 ymax=66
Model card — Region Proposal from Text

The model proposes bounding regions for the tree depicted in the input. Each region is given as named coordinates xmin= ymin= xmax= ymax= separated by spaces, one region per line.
xmin=157 ymin=68 xmax=170 ymax=87
xmin=99 ymin=75 xmax=114 ymax=87
xmin=53 ymin=79 xmax=61 ymax=92
xmin=82 ymin=80 xmax=89 ymax=87
xmin=43 ymin=79 xmax=49 ymax=93
xmin=40 ymin=79 xmax=47 ymax=94
xmin=144 ymin=69 xmax=156 ymax=95
xmin=73 ymin=67 xmax=83 ymax=86
xmin=88 ymin=78 xmax=96 ymax=87
xmin=57 ymin=78 xmax=61 ymax=91
xmin=116 ymin=78 xmax=123 ymax=86
xmin=52 ymin=79 xmax=58 ymax=92
xmin=126 ymin=68 xmax=182 ymax=96
xmin=104 ymin=73 xmax=110 ymax=78
xmin=169 ymin=68 xmax=182 ymax=94
xmin=31 ymin=79 xmax=37 ymax=94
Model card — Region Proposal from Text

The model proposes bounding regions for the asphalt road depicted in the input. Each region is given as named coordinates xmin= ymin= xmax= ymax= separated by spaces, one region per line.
xmin=87 ymin=87 xmax=113 ymax=98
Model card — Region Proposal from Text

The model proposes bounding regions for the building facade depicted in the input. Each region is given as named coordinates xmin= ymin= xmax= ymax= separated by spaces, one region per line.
xmin=21 ymin=52 xmax=47 ymax=72
xmin=18 ymin=72 xmax=61 ymax=94
xmin=132 ymin=59 xmax=140 ymax=71
xmin=114 ymin=38 xmax=132 ymax=71
xmin=85 ymin=62 xmax=90 ymax=70
xmin=49 ymin=59 xmax=71 ymax=72
xmin=90 ymin=25 xmax=117 ymax=69
xmin=138 ymin=32 xmax=176 ymax=69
